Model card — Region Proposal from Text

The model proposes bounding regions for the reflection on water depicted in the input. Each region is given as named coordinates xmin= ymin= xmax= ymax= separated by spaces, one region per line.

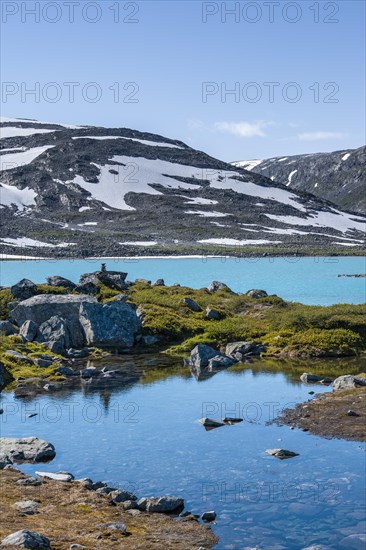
xmin=1 ymin=355 xmax=365 ymax=550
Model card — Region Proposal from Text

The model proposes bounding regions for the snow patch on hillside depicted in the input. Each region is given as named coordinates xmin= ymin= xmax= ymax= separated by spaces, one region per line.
xmin=0 ymin=183 xmax=37 ymax=210
xmin=73 ymin=136 xmax=183 ymax=149
xmin=1 ymin=127 xmax=56 ymax=139
xmin=0 ymin=146 xmax=54 ymax=171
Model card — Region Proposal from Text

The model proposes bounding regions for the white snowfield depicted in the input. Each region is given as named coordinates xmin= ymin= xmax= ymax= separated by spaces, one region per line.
xmin=287 ymin=170 xmax=298 ymax=186
xmin=181 ymin=196 xmax=218 ymax=205
xmin=0 ymin=127 xmax=56 ymax=139
xmin=232 ymin=159 xmax=263 ymax=170
xmin=120 ymin=241 xmax=158 ymax=246
xmin=0 ymin=237 xmax=77 ymax=248
xmin=71 ymin=155 xmax=308 ymax=214
xmin=185 ymin=210 xmax=230 ymax=218
xmin=0 ymin=116 xmax=83 ymax=129
xmin=198 ymin=238 xmax=282 ymax=246
xmin=342 ymin=153 xmax=351 ymax=161
xmin=0 ymin=183 xmax=36 ymax=210
xmin=72 ymin=135 xmax=183 ymax=149
xmin=265 ymin=210 xmax=365 ymax=234
xmin=0 ymin=146 xmax=54 ymax=171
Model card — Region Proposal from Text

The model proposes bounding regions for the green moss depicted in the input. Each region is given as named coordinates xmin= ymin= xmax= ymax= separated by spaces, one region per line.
xmin=0 ymin=289 xmax=13 ymax=320
xmin=36 ymin=284 xmax=68 ymax=295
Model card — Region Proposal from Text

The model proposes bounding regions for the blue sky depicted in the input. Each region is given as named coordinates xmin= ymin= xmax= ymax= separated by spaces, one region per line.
xmin=1 ymin=0 xmax=365 ymax=161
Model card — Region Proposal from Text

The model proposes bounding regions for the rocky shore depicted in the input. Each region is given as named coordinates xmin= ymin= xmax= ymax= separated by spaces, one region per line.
xmin=276 ymin=373 xmax=366 ymax=441
xmin=0 ymin=467 xmax=217 ymax=549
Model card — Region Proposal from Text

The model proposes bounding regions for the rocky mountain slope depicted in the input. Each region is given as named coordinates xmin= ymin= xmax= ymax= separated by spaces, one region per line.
xmin=0 ymin=117 xmax=365 ymax=257
xmin=232 ymin=146 xmax=366 ymax=214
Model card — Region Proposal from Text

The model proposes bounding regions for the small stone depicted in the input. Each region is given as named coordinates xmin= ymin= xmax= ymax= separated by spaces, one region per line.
xmin=110 ymin=489 xmax=137 ymax=503
xmin=205 ymin=307 xmax=222 ymax=320
xmin=201 ymin=511 xmax=217 ymax=522
xmin=182 ymin=297 xmax=201 ymax=312
xmin=347 ymin=410 xmax=359 ymax=417
xmin=265 ymin=449 xmax=299 ymax=459
xmin=152 ymin=279 xmax=165 ymax=286
xmin=16 ymin=477 xmax=42 ymax=486
xmin=122 ymin=500 xmax=138 ymax=510
xmin=98 ymin=522 xmax=126 ymax=535
xmin=222 ymin=417 xmax=243 ymax=424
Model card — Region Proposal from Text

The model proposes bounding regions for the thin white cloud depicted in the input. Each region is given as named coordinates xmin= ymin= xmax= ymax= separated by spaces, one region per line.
xmin=187 ymin=118 xmax=205 ymax=130
xmin=298 ymin=131 xmax=347 ymax=141
xmin=214 ymin=120 xmax=273 ymax=138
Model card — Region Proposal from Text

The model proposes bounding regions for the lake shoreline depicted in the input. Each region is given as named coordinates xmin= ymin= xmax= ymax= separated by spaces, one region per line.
xmin=276 ymin=386 xmax=366 ymax=441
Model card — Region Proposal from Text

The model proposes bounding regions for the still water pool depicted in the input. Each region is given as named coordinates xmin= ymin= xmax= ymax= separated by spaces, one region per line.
xmin=0 ymin=256 xmax=365 ymax=305
xmin=1 ymin=357 xmax=365 ymax=549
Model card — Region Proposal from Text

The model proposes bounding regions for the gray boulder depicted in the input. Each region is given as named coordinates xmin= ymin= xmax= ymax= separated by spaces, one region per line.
xmin=333 ymin=375 xmax=366 ymax=391
xmin=79 ymin=269 xmax=127 ymax=291
xmin=182 ymin=297 xmax=201 ymax=312
xmin=110 ymin=489 xmax=138 ymax=503
xmin=144 ymin=496 xmax=184 ymax=514
xmin=152 ymin=279 xmax=165 ymax=286
xmin=246 ymin=289 xmax=268 ymax=299
xmin=9 ymin=295 xmax=96 ymax=348
xmin=10 ymin=279 xmax=38 ymax=301
xmin=111 ymin=294 xmax=128 ymax=302
xmin=0 ymin=530 xmax=50 ymax=548
xmin=339 ymin=533 xmax=366 ymax=549
xmin=225 ymin=341 xmax=264 ymax=358
xmin=79 ymin=301 xmax=140 ymax=349
xmin=46 ymin=276 xmax=76 ymax=291
xmin=34 ymin=358 xmax=54 ymax=368
xmin=74 ymin=282 xmax=99 ymax=295
xmin=205 ymin=307 xmax=222 ymax=320
xmin=35 ymin=471 xmax=74 ymax=482
xmin=185 ymin=345 xmax=222 ymax=369
xmin=0 ymin=362 xmax=11 ymax=390
xmin=135 ymin=278 xmax=151 ymax=285
xmin=37 ymin=316 xmax=71 ymax=355
xmin=0 ymin=320 xmax=18 ymax=336
xmin=0 ymin=437 xmax=56 ymax=463
xmin=207 ymin=280 xmax=233 ymax=293
xmin=12 ymin=500 xmax=39 ymax=515
xmin=0 ymin=453 xmax=13 ymax=469
xmin=201 ymin=511 xmax=217 ymax=522
xmin=208 ymin=355 xmax=236 ymax=370
xmin=265 ymin=449 xmax=299 ymax=460
xmin=19 ymin=320 xmax=38 ymax=342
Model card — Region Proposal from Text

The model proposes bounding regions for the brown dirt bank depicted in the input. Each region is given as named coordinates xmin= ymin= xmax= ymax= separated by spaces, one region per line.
xmin=276 ymin=387 xmax=366 ymax=441
xmin=0 ymin=469 xmax=218 ymax=549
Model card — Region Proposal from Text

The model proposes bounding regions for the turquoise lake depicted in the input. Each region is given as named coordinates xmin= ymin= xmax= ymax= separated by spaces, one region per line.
xmin=0 ymin=256 xmax=365 ymax=305
xmin=0 ymin=256 xmax=365 ymax=548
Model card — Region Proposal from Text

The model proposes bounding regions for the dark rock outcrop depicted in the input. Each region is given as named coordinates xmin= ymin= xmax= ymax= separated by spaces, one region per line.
xmin=0 ymin=321 xmax=18 ymax=336
xmin=46 ymin=276 xmax=76 ymax=291
xmin=10 ymin=279 xmax=38 ymax=301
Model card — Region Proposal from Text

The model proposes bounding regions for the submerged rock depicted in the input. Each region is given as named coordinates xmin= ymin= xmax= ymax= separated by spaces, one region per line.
xmin=199 ymin=418 xmax=225 ymax=429
xmin=265 ymin=449 xmax=299 ymax=460
xmin=0 ymin=437 xmax=56 ymax=463
xmin=222 ymin=417 xmax=243 ymax=424
xmin=0 ymin=529 xmax=50 ymax=548
xmin=300 ymin=373 xmax=324 ymax=384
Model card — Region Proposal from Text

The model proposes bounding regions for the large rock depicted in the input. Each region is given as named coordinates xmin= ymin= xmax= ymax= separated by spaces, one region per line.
xmin=79 ymin=269 xmax=128 ymax=291
xmin=182 ymin=298 xmax=201 ymax=312
xmin=19 ymin=320 xmax=38 ymax=342
xmin=37 ymin=316 xmax=71 ymax=355
xmin=143 ymin=496 xmax=184 ymax=514
xmin=205 ymin=307 xmax=222 ymax=320
xmin=45 ymin=276 xmax=76 ymax=291
xmin=225 ymin=341 xmax=264 ymax=358
xmin=185 ymin=345 xmax=222 ymax=369
xmin=0 ymin=362 xmax=11 ymax=391
xmin=300 ymin=373 xmax=323 ymax=384
xmin=79 ymin=301 xmax=140 ymax=349
xmin=9 ymin=295 xmax=96 ymax=348
xmin=207 ymin=355 xmax=236 ymax=370
xmin=245 ymin=289 xmax=268 ymax=299
xmin=0 ymin=437 xmax=55 ymax=463
xmin=10 ymin=279 xmax=38 ymax=301
xmin=0 ymin=320 xmax=18 ymax=336
xmin=207 ymin=280 xmax=233 ymax=293
xmin=333 ymin=375 xmax=366 ymax=391
xmin=0 ymin=530 xmax=50 ymax=548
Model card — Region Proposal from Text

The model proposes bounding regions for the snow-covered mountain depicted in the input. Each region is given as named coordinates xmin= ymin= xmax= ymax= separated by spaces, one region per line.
xmin=0 ymin=117 xmax=365 ymax=257
xmin=232 ymin=146 xmax=366 ymax=214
